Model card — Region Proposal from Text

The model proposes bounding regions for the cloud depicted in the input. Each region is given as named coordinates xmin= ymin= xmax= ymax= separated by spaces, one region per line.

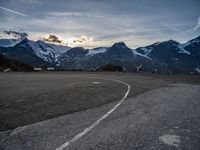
xmin=19 ymin=0 xmax=40 ymax=4
xmin=42 ymin=35 xmax=94 ymax=47
xmin=43 ymin=34 xmax=63 ymax=44
xmin=194 ymin=16 xmax=200 ymax=30
xmin=73 ymin=36 xmax=93 ymax=44
xmin=48 ymin=12 xmax=90 ymax=17
xmin=0 ymin=6 xmax=28 ymax=17
xmin=161 ymin=22 xmax=181 ymax=32
xmin=3 ymin=30 xmax=28 ymax=38
xmin=0 ymin=0 xmax=199 ymax=48
xmin=47 ymin=11 xmax=104 ymax=19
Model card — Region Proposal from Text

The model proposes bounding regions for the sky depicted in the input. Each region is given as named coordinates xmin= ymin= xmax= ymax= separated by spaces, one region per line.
xmin=0 ymin=0 xmax=200 ymax=48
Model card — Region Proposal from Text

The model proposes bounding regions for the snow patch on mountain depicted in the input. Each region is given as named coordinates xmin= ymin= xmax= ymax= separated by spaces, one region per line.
xmin=177 ymin=44 xmax=191 ymax=55
xmin=86 ymin=47 xmax=107 ymax=56
xmin=28 ymin=40 xmax=70 ymax=62
xmin=195 ymin=68 xmax=200 ymax=73
xmin=182 ymin=36 xmax=200 ymax=48
xmin=154 ymin=42 xmax=161 ymax=46
xmin=132 ymin=49 xmax=152 ymax=60
xmin=140 ymin=47 xmax=153 ymax=55
xmin=132 ymin=46 xmax=153 ymax=60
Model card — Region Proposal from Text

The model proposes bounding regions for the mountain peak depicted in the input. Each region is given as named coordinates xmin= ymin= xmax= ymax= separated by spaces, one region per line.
xmin=16 ymin=38 xmax=29 ymax=45
xmin=13 ymin=38 xmax=29 ymax=47
xmin=189 ymin=36 xmax=200 ymax=43
xmin=164 ymin=39 xmax=179 ymax=44
xmin=106 ymin=41 xmax=133 ymax=56
xmin=21 ymin=37 xmax=29 ymax=42
xmin=37 ymin=40 xmax=44 ymax=43
xmin=112 ymin=42 xmax=127 ymax=47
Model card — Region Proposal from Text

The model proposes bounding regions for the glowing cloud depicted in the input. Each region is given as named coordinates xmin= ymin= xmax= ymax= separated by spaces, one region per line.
xmin=43 ymin=35 xmax=63 ymax=44
xmin=73 ymin=36 xmax=93 ymax=44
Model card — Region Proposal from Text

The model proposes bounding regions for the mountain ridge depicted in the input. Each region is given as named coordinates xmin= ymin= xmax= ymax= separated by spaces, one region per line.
xmin=0 ymin=36 xmax=200 ymax=73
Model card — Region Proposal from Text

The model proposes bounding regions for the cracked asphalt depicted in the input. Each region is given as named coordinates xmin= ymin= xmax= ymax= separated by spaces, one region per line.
xmin=0 ymin=72 xmax=200 ymax=150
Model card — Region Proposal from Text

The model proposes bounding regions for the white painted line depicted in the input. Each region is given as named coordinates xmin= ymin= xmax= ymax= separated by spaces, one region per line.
xmin=159 ymin=134 xmax=181 ymax=147
xmin=92 ymin=81 xmax=101 ymax=84
xmin=15 ymin=99 xmax=24 ymax=103
xmin=3 ymin=103 xmax=11 ymax=107
xmin=2 ymin=99 xmax=24 ymax=108
xmin=56 ymin=79 xmax=130 ymax=150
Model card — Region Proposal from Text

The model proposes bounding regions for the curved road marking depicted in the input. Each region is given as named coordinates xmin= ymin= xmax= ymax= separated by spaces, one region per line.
xmin=56 ymin=79 xmax=130 ymax=150
xmin=92 ymin=81 xmax=101 ymax=84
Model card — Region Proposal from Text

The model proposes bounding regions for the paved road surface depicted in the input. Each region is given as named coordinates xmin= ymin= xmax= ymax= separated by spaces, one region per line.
xmin=0 ymin=79 xmax=200 ymax=150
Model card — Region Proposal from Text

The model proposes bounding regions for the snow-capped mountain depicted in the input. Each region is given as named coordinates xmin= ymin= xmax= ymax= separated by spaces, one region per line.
xmin=0 ymin=38 xmax=71 ymax=67
xmin=183 ymin=36 xmax=200 ymax=56
xmin=135 ymin=39 xmax=194 ymax=59
xmin=105 ymin=42 xmax=134 ymax=57
xmin=134 ymin=37 xmax=200 ymax=73
xmin=133 ymin=42 xmax=160 ymax=59
xmin=0 ymin=38 xmax=54 ymax=67
xmin=27 ymin=40 xmax=71 ymax=65
xmin=70 ymin=42 xmax=153 ymax=70
xmin=58 ymin=47 xmax=88 ymax=69
xmin=0 ymin=36 xmax=200 ymax=73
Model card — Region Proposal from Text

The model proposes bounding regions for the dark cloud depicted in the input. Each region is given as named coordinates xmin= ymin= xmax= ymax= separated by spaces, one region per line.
xmin=0 ymin=0 xmax=199 ymax=47
xmin=43 ymin=34 xmax=62 ymax=43
xmin=3 ymin=30 xmax=28 ymax=38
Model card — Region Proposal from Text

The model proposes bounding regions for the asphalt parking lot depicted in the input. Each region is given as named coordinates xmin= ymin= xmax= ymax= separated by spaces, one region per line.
xmin=0 ymin=72 xmax=200 ymax=150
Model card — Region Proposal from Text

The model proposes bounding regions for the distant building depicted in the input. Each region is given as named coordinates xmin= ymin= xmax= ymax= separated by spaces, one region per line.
xmin=96 ymin=64 xmax=123 ymax=72
xmin=3 ymin=68 xmax=11 ymax=72
xmin=34 ymin=67 xmax=42 ymax=71
xmin=47 ymin=67 xmax=55 ymax=71
xmin=152 ymin=68 xmax=158 ymax=74
xmin=88 ymin=68 xmax=95 ymax=71
xmin=123 ymin=66 xmax=127 ymax=72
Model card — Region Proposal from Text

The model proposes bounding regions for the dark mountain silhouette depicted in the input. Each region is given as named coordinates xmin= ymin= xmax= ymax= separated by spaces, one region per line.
xmin=0 ymin=36 xmax=200 ymax=73
xmin=0 ymin=53 xmax=33 ymax=72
